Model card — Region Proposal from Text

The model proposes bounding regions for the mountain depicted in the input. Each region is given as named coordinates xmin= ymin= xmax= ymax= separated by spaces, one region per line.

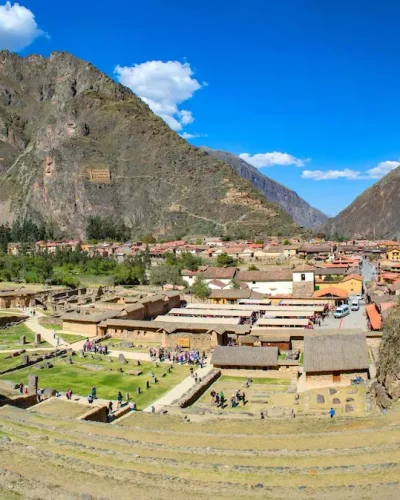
xmin=200 ymin=148 xmax=327 ymax=229
xmin=323 ymin=166 xmax=400 ymax=239
xmin=0 ymin=50 xmax=299 ymax=239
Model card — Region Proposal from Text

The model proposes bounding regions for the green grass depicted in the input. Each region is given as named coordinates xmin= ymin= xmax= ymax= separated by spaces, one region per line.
xmin=0 ymin=356 xmax=189 ymax=409
xmin=57 ymin=333 xmax=86 ymax=345
xmin=0 ymin=323 xmax=51 ymax=350
xmin=41 ymin=323 xmax=63 ymax=331
xmin=0 ymin=351 xmax=48 ymax=373
xmin=219 ymin=375 xmax=290 ymax=385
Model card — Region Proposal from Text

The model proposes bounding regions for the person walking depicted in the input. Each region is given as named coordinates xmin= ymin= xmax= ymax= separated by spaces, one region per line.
xmin=117 ymin=391 xmax=123 ymax=409
xmin=329 ymin=408 xmax=336 ymax=419
xmin=91 ymin=386 xmax=97 ymax=399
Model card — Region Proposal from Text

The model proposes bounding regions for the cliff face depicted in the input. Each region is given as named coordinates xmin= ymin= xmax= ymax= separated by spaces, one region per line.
xmin=0 ymin=51 xmax=298 ymax=238
xmin=323 ymin=166 xmax=400 ymax=239
xmin=200 ymin=148 xmax=327 ymax=229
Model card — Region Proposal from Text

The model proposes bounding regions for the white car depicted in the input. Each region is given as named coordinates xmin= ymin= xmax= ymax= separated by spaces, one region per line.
xmin=356 ymin=294 xmax=363 ymax=301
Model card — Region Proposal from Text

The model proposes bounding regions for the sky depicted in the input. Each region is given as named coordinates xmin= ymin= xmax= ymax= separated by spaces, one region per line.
xmin=1 ymin=0 xmax=400 ymax=216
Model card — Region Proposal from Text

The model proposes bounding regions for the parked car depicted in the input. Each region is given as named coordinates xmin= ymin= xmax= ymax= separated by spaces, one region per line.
xmin=351 ymin=299 xmax=360 ymax=311
xmin=334 ymin=304 xmax=350 ymax=318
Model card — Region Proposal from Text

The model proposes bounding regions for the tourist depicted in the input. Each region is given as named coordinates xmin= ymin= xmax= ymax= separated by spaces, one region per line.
xmin=66 ymin=388 xmax=72 ymax=400
xmin=53 ymin=330 xmax=56 ymax=339
xmin=220 ymin=391 xmax=225 ymax=407
xmin=87 ymin=394 xmax=93 ymax=404
xmin=108 ymin=401 xmax=113 ymax=413
xmin=19 ymin=383 xmax=24 ymax=394
xmin=194 ymin=373 xmax=198 ymax=383
xmin=129 ymin=401 xmax=136 ymax=411
xmin=117 ymin=391 xmax=123 ymax=409
xmin=329 ymin=408 xmax=336 ymax=419
xmin=56 ymin=336 xmax=60 ymax=346
xmin=36 ymin=389 xmax=42 ymax=403
xmin=210 ymin=390 xmax=216 ymax=403
xmin=230 ymin=396 xmax=236 ymax=408
xmin=190 ymin=367 xmax=194 ymax=377
xmin=241 ymin=392 xmax=246 ymax=405
xmin=91 ymin=386 xmax=97 ymax=399
xmin=260 ymin=412 xmax=265 ymax=420
xmin=215 ymin=393 xmax=220 ymax=406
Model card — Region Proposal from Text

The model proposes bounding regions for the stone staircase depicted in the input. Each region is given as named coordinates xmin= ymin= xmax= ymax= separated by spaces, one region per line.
xmin=0 ymin=404 xmax=400 ymax=498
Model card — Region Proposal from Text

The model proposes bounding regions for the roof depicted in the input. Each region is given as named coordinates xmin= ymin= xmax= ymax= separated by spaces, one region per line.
xmin=254 ymin=318 xmax=310 ymax=327
xmin=300 ymin=245 xmax=332 ymax=253
xmin=304 ymin=334 xmax=369 ymax=373
xmin=211 ymin=346 xmax=278 ymax=367
xmin=167 ymin=308 xmax=252 ymax=318
xmin=63 ymin=310 xmax=120 ymax=323
xmin=366 ymin=304 xmax=383 ymax=330
xmin=209 ymin=289 xmax=266 ymax=300
xmin=237 ymin=270 xmax=293 ymax=282
xmin=343 ymin=274 xmax=363 ymax=282
xmin=208 ymin=279 xmax=227 ymax=288
xmin=203 ymin=267 xmax=237 ymax=280
xmin=155 ymin=315 xmax=240 ymax=325
xmin=293 ymin=264 xmax=315 ymax=272
xmin=314 ymin=268 xmax=347 ymax=276
xmin=313 ymin=287 xmax=349 ymax=299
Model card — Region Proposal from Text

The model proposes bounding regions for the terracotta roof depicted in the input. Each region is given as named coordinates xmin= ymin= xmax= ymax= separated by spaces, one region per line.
xmin=366 ymin=304 xmax=383 ymax=330
xmin=208 ymin=279 xmax=226 ymax=289
xmin=237 ymin=270 xmax=293 ymax=282
xmin=313 ymin=287 xmax=348 ymax=299
xmin=343 ymin=274 xmax=363 ymax=282
xmin=209 ymin=289 xmax=265 ymax=300
xmin=203 ymin=267 xmax=237 ymax=280
xmin=304 ymin=334 xmax=369 ymax=372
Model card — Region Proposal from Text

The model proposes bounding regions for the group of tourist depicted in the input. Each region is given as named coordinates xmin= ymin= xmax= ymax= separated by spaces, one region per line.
xmin=148 ymin=346 xmax=207 ymax=367
xmin=210 ymin=389 xmax=246 ymax=409
xmin=83 ymin=339 xmax=109 ymax=355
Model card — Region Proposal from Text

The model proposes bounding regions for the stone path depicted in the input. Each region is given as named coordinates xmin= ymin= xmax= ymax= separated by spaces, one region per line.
xmin=143 ymin=363 xmax=214 ymax=413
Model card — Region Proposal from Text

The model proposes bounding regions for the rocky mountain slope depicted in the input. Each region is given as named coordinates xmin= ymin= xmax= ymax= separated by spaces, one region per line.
xmin=0 ymin=51 xmax=298 ymax=239
xmin=201 ymin=148 xmax=327 ymax=229
xmin=323 ymin=166 xmax=400 ymax=239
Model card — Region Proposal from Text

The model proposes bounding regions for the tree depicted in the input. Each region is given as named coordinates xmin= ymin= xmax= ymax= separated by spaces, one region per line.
xmin=216 ymin=253 xmax=237 ymax=267
xmin=255 ymin=239 xmax=264 ymax=245
xmin=150 ymin=265 xmax=183 ymax=287
xmin=283 ymin=239 xmax=290 ymax=245
xmin=248 ymin=264 xmax=259 ymax=271
xmin=191 ymin=274 xmax=211 ymax=301
xmin=230 ymin=277 xmax=240 ymax=289
xmin=142 ymin=233 xmax=157 ymax=244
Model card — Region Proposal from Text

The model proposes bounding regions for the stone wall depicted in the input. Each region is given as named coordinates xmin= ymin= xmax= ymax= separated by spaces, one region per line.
xmin=78 ymin=405 xmax=108 ymax=423
xmin=179 ymin=369 xmax=221 ymax=408
xmin=220 ymin=367 xmax=295 ymax=379
xmin=0 ymin=315 xmax=28 ymax=329
xmin=291 ymin=339 xmax=304 ymax=351
xmin=306 ymin=371 xmax=369 ymax=383
xmin=106 ymin=327 xmax=161 ymax=342
xmin=62 ymin=321 xmax=98 ymax=336
xmin=0 ymin=393 xmax=38 ymax=409
xmin=163 ymin=332 xmax=216 ymax=351
xmin=293 ymin=281 xmax=314 ymax=298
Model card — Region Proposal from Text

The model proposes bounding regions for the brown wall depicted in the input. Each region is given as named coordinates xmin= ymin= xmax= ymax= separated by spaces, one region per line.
xmin=0 ymin=393 xmax=38 ymax=409
xmin=104 ymin=327 xmax=162 ymax=342
xmin=305 ymin=370 xmax=368 ymax=383
xmin=163 ymin=331 xmax=226 ymax=351
xmin=78 ymin=405 xmax=108 ymax=423
xmin=62 ymin=320 xmax=98 ymax=337
xmin=261 ymin=341 xmax=291 ymax=350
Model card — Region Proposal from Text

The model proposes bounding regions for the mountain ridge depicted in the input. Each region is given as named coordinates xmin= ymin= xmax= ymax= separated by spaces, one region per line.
xmin=0 ymin=50 xmax=299 ymax=239
xmin=200 ymin=147 xmax=328 ymax=229
xmin=323 ymin=166 xmax=400 ymax=239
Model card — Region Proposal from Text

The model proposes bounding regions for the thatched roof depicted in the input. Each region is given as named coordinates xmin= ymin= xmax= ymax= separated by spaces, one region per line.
xmin=209 ymin=289 xmax=266 ymax=300
xmin=211 ymin=346 xmax=278 ymax=367
xmin=304 ymin=333 xmax=369 ymax=373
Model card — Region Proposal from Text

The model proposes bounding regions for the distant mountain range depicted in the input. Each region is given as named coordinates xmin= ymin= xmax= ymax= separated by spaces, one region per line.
xmin=200 ymin=148 xmax=328 ymax=229
xmin=323 ymin=165 xmax=400 ymax=239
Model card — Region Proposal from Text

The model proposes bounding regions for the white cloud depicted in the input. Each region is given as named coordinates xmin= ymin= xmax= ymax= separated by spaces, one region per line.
xmin=302 ymin=169 xmax=361 ymax=180
xmin=114 ymin=60 xmax=205 ymax=131
xmin=239 ymin=151 xmax=309 ymax=168
xmin=302 ymin=160 xmax=400 ymax=181
xmin=180 ymin=132 xmax=208 ymax=140
xmin=365 ymin=160 xmax=399 ymax=179
xmin=0 ymin=2 xmax=46 ymax=51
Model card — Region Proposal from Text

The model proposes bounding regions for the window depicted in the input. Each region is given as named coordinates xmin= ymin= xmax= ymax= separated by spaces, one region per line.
xmin=253 ymin=281 xmax=256 ymax=284
xmin=301 ymin=274 xmax=306 ymax=281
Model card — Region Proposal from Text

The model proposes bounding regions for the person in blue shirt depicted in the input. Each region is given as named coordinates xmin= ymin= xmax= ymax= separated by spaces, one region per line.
xmin=329 ymin=408 xmax=336 ymax=418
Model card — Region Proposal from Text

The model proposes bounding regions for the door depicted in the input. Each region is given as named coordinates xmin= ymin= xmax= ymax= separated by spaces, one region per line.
xmin=333 ymin=373 xmax=341 ymax=383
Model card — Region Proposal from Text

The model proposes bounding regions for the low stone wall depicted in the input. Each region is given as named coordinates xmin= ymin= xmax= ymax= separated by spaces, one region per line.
xmin=112 ymin=406 xmax=132 ymax=420
xmin=220 ymin=367 xmax=297 ymax=379
xmin=0 ymin=349 xmax=67 ymax=376
xmin=0 ymin=315 xmax=28 ymax=329
xmin=0 ymin=394 xmax=37 ymax=409
xmin=77 ymin=405 xmax=108 ymax=423
xmin=179 ymin=369 xmax=221 ymax=408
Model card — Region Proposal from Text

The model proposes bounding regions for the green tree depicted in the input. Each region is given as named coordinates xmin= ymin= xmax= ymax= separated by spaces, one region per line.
xmin=150 ymin=265 xmax=183 ymax=287
xmin=216 ymin=253 xmax=237 ymax=267
xmin=248 ymin=264 xmax=259 ymax=271
xmin=230 ymin=277 xmax=240 ymax=289
xmin=191 ymin=274 xmax=211 ymax=301
xmin=283 ymin=239 xmax=290 ymax=245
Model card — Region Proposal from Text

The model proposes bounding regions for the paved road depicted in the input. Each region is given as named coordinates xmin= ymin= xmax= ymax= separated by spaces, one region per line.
xmin=361 ymin=259 xmax=376 ymax=284
xmin=318 ymin=298 xmax=367 ymax=330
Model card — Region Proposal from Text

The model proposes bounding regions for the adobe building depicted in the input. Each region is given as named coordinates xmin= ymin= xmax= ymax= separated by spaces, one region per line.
xmin=303 ymin=333 xmax=369 ymax=384
xmin=0 ymin=290 xmax=37 ymax=308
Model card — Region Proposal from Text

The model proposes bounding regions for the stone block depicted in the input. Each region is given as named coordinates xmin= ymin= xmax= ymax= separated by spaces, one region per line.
xmin=28 ymin=374 xmax=38 ymax=393
xmin=329 ymin=388 xmax=337 ymax=395
xmin=23 ymin=355 xmax=29 ymax=365
xmin=120 ymin=342 xmax=133 ymax=348
xmin=127 ymin=370 xmax=142 ymax=376
xmin=19 ymin=335 xmax=26 ymax=345
xmin=345 ymin=404 xmax=354 ymax=413
xmin=118 ymin=353 xmax=127 ymax=364
xmin=35 ymin=333 xmax=41 ymax=344
xmin=346 ymin=397 xmax=355 ymax=403
xmin=136 ymin=387 xmax=141 ymax=394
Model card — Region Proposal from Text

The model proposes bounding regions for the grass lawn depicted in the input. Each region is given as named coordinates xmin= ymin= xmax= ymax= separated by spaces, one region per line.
xmin=0 ymin=356 xmax=190 ymax=409
xmin=0 ymin=324 xmax=51 ymax=350
xmin=220 ymin=375 xmax=290 ymax=385
xmin=41 ymin=324 xmax=63 ymax=331
xmin=0 ymin=351 xmax=49 ymax=373
xmin=104 ymin=339 xmax=161 ymax=353
xmin=57 ymin=333 xmax=86 ymax=344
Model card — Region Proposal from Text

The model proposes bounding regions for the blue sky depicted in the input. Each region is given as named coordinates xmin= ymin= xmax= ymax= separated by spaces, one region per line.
xmin=1 ymin=1 xmax=400 ymax=216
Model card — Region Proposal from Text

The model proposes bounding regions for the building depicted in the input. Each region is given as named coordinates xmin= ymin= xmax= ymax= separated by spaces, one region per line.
xmin=292 ymin=264 xmax=315 ymax=298
xmin=387 ymin=246 xmax=400 ymax=261
xmin=304 ymin=333 xmax=369 ymax=383
xmin=211 ymin=345 xmax=278 ymax=370
xmin=202 ymin=267 xmax=237 ymax=286
xmin=313 ymin=287 xmax=349 ymax=306
xmin=236 ymin=270 xmax=293 ymax=295
xmin=208 ymin=289 xmax=266 ymax=304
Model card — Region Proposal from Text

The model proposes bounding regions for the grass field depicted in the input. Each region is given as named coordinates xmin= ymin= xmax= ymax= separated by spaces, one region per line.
xmin=0 ymin=355 xmax=189 ymax=409
xmin=41 ymin=323 xmax=63 ymax=331
xmin=0 ymin=351 xmax=47 ymax=373
xmin=57 ymin=332 xmax=86 ymax=344
xmin=0 ymin=324 xmax=51 ymax=350
xmin=104 ymin=339 xmax=161 ymax=353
